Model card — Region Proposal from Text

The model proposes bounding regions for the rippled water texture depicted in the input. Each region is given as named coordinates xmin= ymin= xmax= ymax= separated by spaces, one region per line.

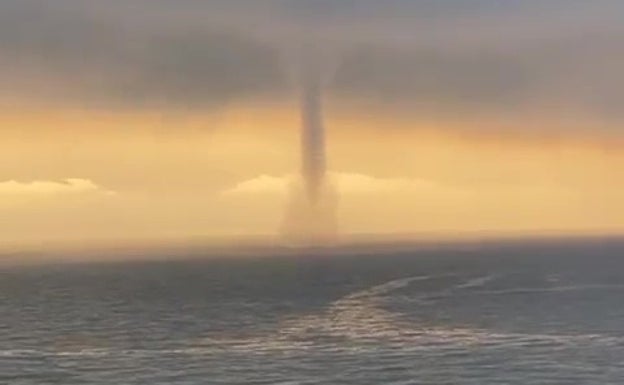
xmin=2 ymin=240 xmax=624 ymax=384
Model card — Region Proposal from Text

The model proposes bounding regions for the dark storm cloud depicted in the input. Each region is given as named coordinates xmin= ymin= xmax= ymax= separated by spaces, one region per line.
xmin=113 ymin=30 xmax=283 ymax=108
xmin=0 ymin=1 xmax=284 ymax=108
xmin=335 ymin=47 xmax=532 ymax=113
xmin=335 ymin=34 xmax=624 ymax=121
xmin=1 ymin=0 xmax=624 ymax=121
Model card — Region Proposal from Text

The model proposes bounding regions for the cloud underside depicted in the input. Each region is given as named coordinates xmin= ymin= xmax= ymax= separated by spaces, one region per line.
xmin=0 ymin=1 xmax=623 ymax=124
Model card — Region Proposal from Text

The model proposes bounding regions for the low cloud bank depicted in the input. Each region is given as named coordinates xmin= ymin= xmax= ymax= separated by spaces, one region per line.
xmin=0 ymin=178 xmax=114 ymax=197
xmin=222 ymin=172 xmax=440 ymax=196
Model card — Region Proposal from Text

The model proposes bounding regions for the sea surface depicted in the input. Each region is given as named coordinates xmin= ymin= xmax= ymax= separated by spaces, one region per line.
xmin=2 ymin=239 xmax=624 ymax=384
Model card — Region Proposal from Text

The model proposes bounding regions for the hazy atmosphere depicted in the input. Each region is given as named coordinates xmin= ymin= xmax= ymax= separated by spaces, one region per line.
xmin=4 ymin=3 xmax=624 ymax=384
xmin=2 ymin=0 xmax=624 ymax=246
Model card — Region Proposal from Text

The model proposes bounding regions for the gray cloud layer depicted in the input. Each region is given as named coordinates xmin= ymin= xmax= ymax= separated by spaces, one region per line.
xmin=1 ymin=0 xmax=624 ymax=123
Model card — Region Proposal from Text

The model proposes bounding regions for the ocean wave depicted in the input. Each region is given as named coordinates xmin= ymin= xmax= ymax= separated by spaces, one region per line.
xmin=4 ymin=328 xmax=621 ymax=360
xmin=472 ymin=284 xmax=624 ymax=297
xmin=342 ymin=275 xmax=441 ymax=301
xmin=453 ymin=274 xmax=499 ymax=290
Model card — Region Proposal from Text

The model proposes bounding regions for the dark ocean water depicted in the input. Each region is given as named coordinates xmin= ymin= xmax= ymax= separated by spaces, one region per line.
xmin=2 ymin=239 xmax=624 ymax=384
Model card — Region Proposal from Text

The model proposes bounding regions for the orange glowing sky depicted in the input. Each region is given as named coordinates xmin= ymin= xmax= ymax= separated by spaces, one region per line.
xmin=2 ymin=102 xmax=623 ymax=247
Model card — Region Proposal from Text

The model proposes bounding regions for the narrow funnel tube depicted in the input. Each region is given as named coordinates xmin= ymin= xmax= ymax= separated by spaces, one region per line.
xmin=300 ymin=62 xmax=326 ymax=204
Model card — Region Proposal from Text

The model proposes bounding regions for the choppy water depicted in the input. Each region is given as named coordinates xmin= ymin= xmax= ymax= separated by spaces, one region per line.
xmin=2 ymin=239 xmax=624 ymax=384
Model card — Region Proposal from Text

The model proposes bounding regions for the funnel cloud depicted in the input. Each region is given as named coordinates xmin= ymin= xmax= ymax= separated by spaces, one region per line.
xmin=282 ymin=52 xmax=338 ymax=245
xmin=300 ymin=59 xmax=327 ymax=203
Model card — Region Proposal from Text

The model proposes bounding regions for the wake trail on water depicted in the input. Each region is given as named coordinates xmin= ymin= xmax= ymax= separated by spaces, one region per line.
xmin=6 ymin=273 xmax=623 ymax=360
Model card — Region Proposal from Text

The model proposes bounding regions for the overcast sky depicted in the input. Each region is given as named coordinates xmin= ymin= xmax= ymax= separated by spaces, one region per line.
xmin=1 ymin=0 xmax=624 ymax=123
